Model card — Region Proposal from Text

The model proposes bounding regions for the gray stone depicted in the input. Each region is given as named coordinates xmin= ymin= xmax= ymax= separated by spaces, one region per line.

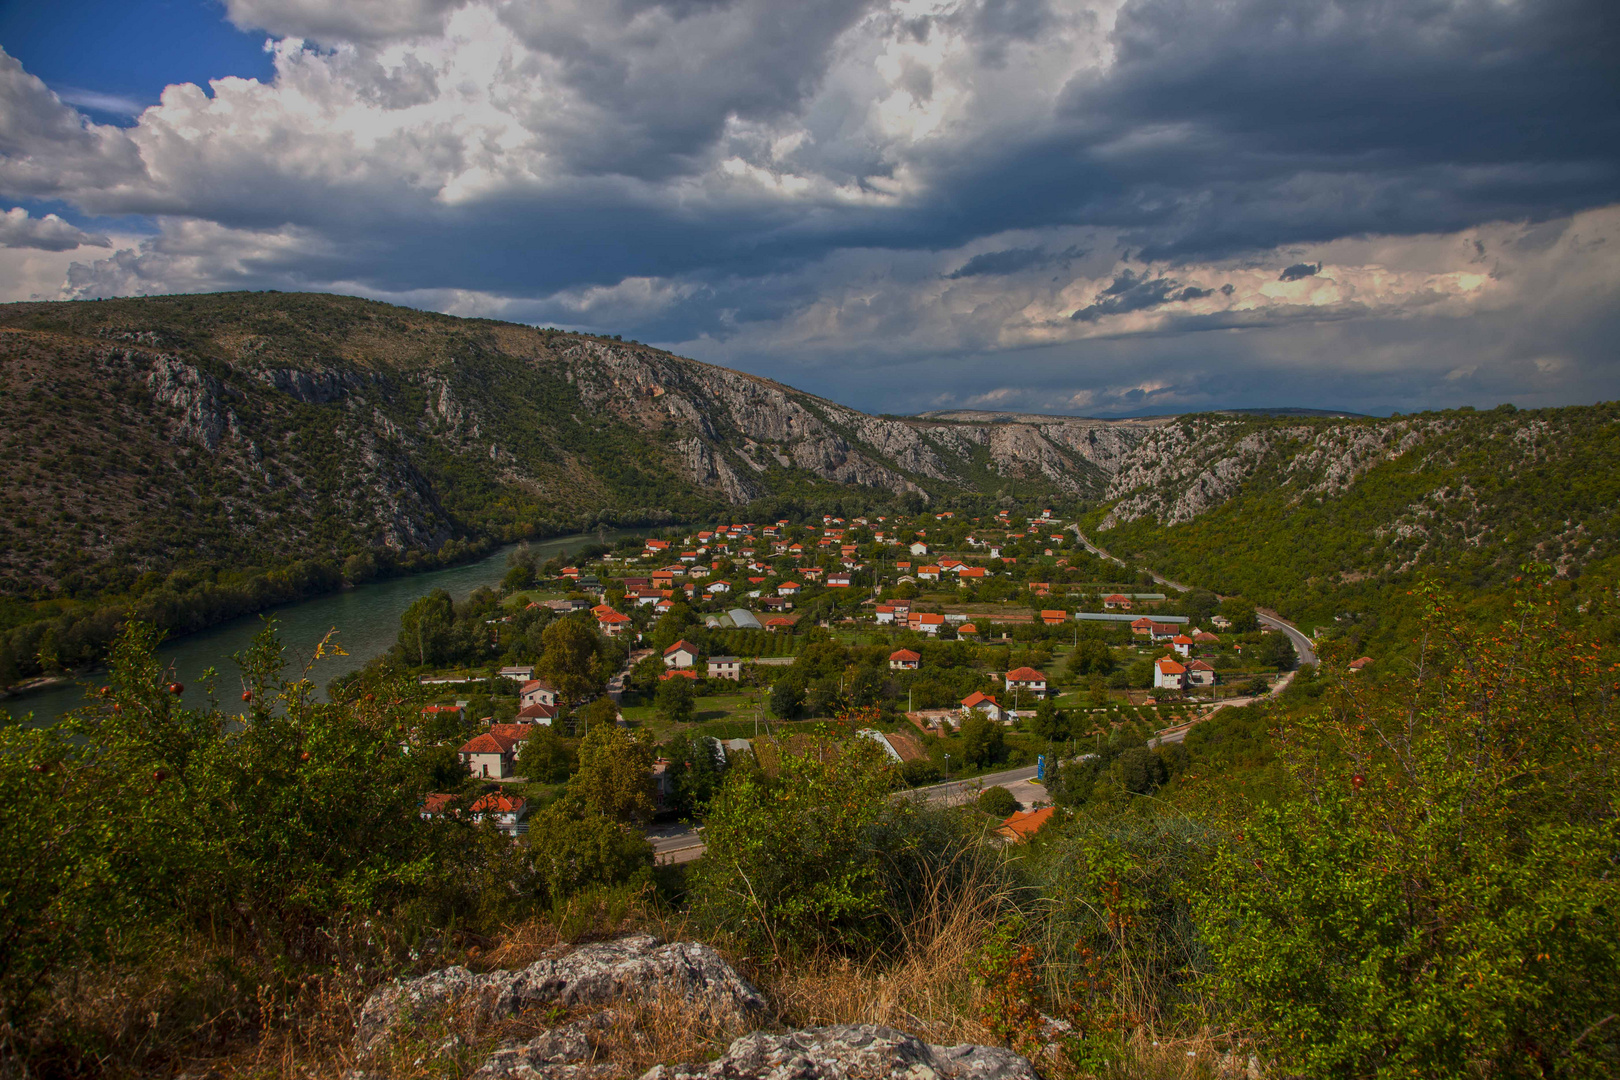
xmin=472 ymin=1011 xmax=624 ymax=1079
xmin=640 ymin=1024 xmax=1040 ymax=1080
xmin=356 ymin=936 xmax=765 ymax=1055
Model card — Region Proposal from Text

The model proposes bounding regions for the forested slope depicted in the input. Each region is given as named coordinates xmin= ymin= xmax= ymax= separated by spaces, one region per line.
xmin=1085 ymin=405 xmax=1620 ymax=640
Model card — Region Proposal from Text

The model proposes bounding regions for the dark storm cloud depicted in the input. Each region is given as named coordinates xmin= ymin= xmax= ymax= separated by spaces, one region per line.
xmin=946 ymin=244 xmax=1084 ymax=279
xmin=1070 ymin=269 xmax=1206 ymax=321
xmin=1279 ymin=262 xmax=1320 ymax=282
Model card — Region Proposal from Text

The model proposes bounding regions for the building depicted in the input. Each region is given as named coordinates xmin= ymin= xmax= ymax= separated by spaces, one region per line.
xmin=997 ymin=806 xmax=1053 ymax=843
xmin=520 ymin=679 xmax=558 ymax=708
xmin=1349 ymin=656 xmax=1373 ymax=672
xmin=663 ymin=640 xmax=700 ymax=669
xmin=421 ymin=792 xmax=530 ymax=836
xmin=917 ymin=565 xmax=940 ymax=581
xmin=910 ymin=542 xmax=929 ymax=556
xmin=458 ymin=730 xmax=520 ymax=778
xmin=1186 ymin=659 xmax=1217 ymax=687
xmin=889 ymin=648 xmax=921 ymax=671
xmin=597 ymin=609 xmax=632 ymax=636
xmin=827 ymin=573 xmax=852 ymax=588
xmin=1153 ymin=656 xmax=1188 ymax=692
xmin=707 ymin=656 xmax=742 ymax=680
xmin=1103 ymin=594 xmax=1133 ymax=611
xmin=1040 ymin=609 xmax=1067 ymax=626
xmin=778 ymin=581 xmax=801 ymax=597
xmin=909 ymin=612 xmax=946 ymax=635
xmin=1004 ymin=666 xmax=1048 ymax=699
xmin=1171 ymin=634 xmax=1194 ymax=657
xmin=497 ymin=665 xmax=535 ymax=682
xmin=515 ymin=701 xmax=558 ymax=725
xmin=961 ymin=691 xmax=1006 ymax=723
xmin=876 ymin=603 xmax=899 ymax=624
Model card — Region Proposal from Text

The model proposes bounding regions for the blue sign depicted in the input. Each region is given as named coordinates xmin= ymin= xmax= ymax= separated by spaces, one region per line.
xmin=1037 ymin=754 xmax=1046 ymax=781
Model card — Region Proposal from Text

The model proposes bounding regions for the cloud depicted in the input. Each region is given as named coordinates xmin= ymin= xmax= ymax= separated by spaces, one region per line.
xmin=54 ymin=87 xmax=150 ymax=117
xmin=0 ymin=0 xmax=1612 ymax=415
xmin=0 ymin=208 xmax=111 ymax=251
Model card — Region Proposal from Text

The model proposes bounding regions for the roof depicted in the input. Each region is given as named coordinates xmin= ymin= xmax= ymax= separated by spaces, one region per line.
xmin=998 ymin=806 xmax=1054 ymax=842
xmin=489 ymin=723 xmax=537 ymax=742
xmin=1005 ymin=666 xmax=1047 ymax=682
xmin=708 ymin=655 xmax=740 ymax=664
xmin=516 ymin=702 xmax=559 ymax=720
xmin=1349 ymin=656 xmax=1374 ymax=669
xmin=890 ymin=648 xmax=921 ymax=662
xmin=1172 ymin=634 xmax=1194 ymax=644
xmin=664 ymin=639 xmax=699 ymax=655
xmin=660 ymin=669 xmax=700 ymax=680
xmin=520 ymin=678 xmax=556 ymax=692
xmin=1187 ymin=659 xmax=1216 ymax=671
xmin=913 ymin=612 xmax=945 ymax=624
xmin=1155 ymin=657 xmax=1187 ymax=674
xmin=459 ymin=732 xmax=517 ymax=754
xmin=597 ymin=610 xmax=631 ymax=623
xmin=959 ymin=623 xmax=978 ymax=634
xmin=963 ymin=691 xmax=1000 ymax=708
xmin=422 ymin=704 xmax=463 ymax=714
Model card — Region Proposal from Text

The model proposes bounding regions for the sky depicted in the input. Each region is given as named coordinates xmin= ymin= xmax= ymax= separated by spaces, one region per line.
xmin=0 ymin=0 xmax=1617 ymax=417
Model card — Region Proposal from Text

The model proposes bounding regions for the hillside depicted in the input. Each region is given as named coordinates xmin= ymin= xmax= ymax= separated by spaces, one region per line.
xmin=0 ymin=291 xmax=1166 ymax=680
xmin=1083 ymin=406 xmax=1620 ymax=634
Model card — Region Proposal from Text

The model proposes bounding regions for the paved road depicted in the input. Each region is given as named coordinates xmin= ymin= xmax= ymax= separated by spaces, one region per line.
xmin=1072 ymin=526 xmax=1192 ymax=593
xmin=646 ymin=762 xmax=1046 ymax=864
xmin=1257 ymin=610 xmax=1318 ymax=666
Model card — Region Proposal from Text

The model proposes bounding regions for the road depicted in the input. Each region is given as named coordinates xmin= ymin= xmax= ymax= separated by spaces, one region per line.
xmin=646 ymin=762 xmax=1044 ymax=864
xmin=1256 ymin=610 xmax=1317 ymax=666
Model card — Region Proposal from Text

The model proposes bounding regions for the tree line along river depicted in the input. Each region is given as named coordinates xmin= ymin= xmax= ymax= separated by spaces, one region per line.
xmin=3 ymin=530 xmax=645 ymax=727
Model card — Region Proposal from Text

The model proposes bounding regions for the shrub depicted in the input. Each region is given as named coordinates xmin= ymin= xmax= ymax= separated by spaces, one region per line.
xmin=1201 ymin=584 xmax=1620 ymax=1078
xmin=977 ymin=785 xmax=1020 ymax=818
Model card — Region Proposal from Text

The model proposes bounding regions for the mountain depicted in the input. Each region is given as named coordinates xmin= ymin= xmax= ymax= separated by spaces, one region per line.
xmin=1082 ymin=406 xmax=1620 ymax=633
xmin=0 ymin=292 xmax=1150 ymax=660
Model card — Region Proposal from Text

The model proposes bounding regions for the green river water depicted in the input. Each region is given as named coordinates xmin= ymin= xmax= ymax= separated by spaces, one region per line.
xmin=3 ymin=530 xmax=642 ymax=726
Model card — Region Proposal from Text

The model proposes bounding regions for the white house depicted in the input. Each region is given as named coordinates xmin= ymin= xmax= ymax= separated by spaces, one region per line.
xmin=889 ymin=648 xmax=921 ymax=671
xmin=520 ymin=679 xmax=558 ymax=708
xmin=707 ymin=655 xmax=741 ymax=680
xmin=961 ymin=691 xmax=1006 ymax=724
xmin=1153 ymin=656 xmax=1188 ymax=692
xmin=663 ymin=640 xmax=700 ymax=669
xmin=458 ymin=731 xmax=520 ymax=779
xmin=910 ymin=542 xmax=929 ymax=556
xmin=1171 ymin=634 xmax=1194 ymax=657
xmin=1186 ymin=659 xmax=1217 ymax=687
xmin=498 ymin=665 xmax=535 ymax=682
xmin=1003 ymin=666 xmax=1048 ymax=700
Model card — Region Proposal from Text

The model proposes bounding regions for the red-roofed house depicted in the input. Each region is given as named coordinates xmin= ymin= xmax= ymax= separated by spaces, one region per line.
xmin=1349 ymin=656 xmax=1373 ymax=672
xmin=597 ymin=609 xmax=632 ymax=636
xmin=1040 ymin=609 xmax=1067 ymax=626
xmin=663 ymin=640 xmax=700 ymax=669
xmin=909 ymin=612 xmax=946 ymax=635
xmin=1186 ymin=659 xmax=1217 ymax=687
xmin=1153 ymin=656 xmax=1188 ymax=691
xmin=459 ymin=731 xmax=520 ymax=778
xmin=778 ymin=581 xmax=801 ymax=597
xmin=1104 ymin=594 xmax=1133 ymax=611
xmin=889 ymin=648 xmax=921 ymax=671
xmin=1004 ymin=666 xmax=1048 ymax=699
xmin=997 ymin=806 xmax=1054 ymax=843
xmin=961 ymin=691 xmax=1006 ymax=723
xmin=1171 ymin=634 xmax=1194 ymax=657
xmin=516 ymin=702 xmax=558 ymax=725
xmin=422 ymin=791 xmax=530 ymax=836
xmin=917 ymin=565 xmax=940 ymax=581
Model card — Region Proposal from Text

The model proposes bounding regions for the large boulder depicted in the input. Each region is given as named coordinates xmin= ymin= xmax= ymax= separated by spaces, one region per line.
xmin=641 ymin=1025 xmax=1040 ymax=1080
xmin=356 ymin=935 xmax=765 ymax=1055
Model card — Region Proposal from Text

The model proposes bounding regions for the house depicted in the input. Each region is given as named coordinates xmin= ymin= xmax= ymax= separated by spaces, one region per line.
xmin=515 ymin=702 xmax=558 ymax=725
xmin=458 ymin=731 xmax=520 ymax=778
xmin=488 ymin=722 xmax=538 ymax=746
xmin=663 ymin=640 xmax=700 ymax=669
xmin=1186 ymin=659 xmax=1217 ymax=687
xmin=660 ymin=669 xmax=700 ymax=681
xmin=645 ymin=539 xmax=670 ymax=553
xmin=707 ymin=580 xmax=731 ymax=594
xmin=909 ymin=612 xmax=946 ymax=635
xmin=889 ymin=648 xmax=921 ymax=671
xmin=421 ymin=792 xmax=530 ymax=837
xmin=707 ymin=655 xmax=742 ymax=680
xmin=917 ymin=565 xmax=941 ymax=581
xmin=1171 ymin=634 xmax=1194 ymax=657
xmin=910 ymin=542 xmax=929 ymax=556
xmin=1004 ymin=666 xmax=1048 ymax=699
xmin=1349 ymin=656 xmax=1373 ymax=672
xmin=1041 ymin=609 xmax=1068 ymax=626
xmin=1104 ymin=594 xmax=1133 ymax=611
xmin=421 ymin=703 xmax=464 ymax=723
xmin=958 ymin=623 xmax=978 ymax=637
xmin=1150 ymin=622 xmax=1181 ymax=641
xmin=940 ymin=558 xmax=964 ymax=572
xmin=498 ymin=665 xmax=535 ymax=682
xmin=765 ymin=616 xmax=796 ymax=632
xmin=827 ymin=573 xmax=851 ymax=588
xmin=876 ymin=604 xmax=899 ymax=625
xmin=997 ymin=806 xmax=1053 ymax=843
xmin=1153 ymin=656 xmax=1188 ymax=692
xmin=802 ymin=567 xmax=824 ymax=581
xmin=1194 ymin=631 xmax=1220 ymax=644
xmin=597 ymin=609 xmax=632 ymax=636
xmin=1210 ymin=615 xmax=1233 ymax=630
xmin=778 ymin=581 xmax=801 ymax=597
xmin=961 ymin=691 xmax=1006 ymax=723
xmin=520 ymin=679 xmax=559 ymax=708
xmin=958 ymin=566 xmax=987 ymax=580
xmin=857 ymin=728 xmax=928 ymax=764
xmin=1028 ymin=581 xmax=1051 ymax=596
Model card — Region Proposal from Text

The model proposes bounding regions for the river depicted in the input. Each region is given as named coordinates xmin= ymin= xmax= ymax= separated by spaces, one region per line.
xmin=3 ymin=529 xmax=644 ymax=725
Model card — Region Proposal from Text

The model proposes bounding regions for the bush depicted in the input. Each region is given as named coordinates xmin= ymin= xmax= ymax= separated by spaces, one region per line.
xmin=977 ymin=785 xmax=1020 ymax=818
xmin=1201 ymin=585 xmax=1620 ymax=1078
xmin=900 ymin=758 xmax=943 ymax=786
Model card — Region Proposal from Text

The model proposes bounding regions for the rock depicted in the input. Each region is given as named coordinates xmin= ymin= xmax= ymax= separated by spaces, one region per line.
xmin=355 ymin=935 xmax=765 ymax=1055
xmin=640 ymin=1024 xmax=1040 ymax=1080
xmin=472 ymin=1010 xmax=625 ymax=1079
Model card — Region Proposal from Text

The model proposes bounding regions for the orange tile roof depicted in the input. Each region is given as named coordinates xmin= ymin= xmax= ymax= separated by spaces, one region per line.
xmin=998 ymin=806 xmax=1053 ymax=842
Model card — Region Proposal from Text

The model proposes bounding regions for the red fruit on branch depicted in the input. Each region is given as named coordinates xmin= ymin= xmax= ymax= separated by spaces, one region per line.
xmin=152 ymin=770 xmax=166 ymax=783
xmin=99 ymin=685 xmax=111 ymax=696
xmin=300 ymin=751 xmax=310 ymax=762
xmin=242 ymin=690 xmax=253 ymax=702
xmin=1351 ymin=774 xmax=1365 ymax=790
xmin=167 ymin=682 xmax=184 ymax=695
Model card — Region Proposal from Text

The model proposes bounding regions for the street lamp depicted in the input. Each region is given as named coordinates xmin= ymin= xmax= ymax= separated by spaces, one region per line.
xmin=943 ymin=753 xmax=951 ymax=780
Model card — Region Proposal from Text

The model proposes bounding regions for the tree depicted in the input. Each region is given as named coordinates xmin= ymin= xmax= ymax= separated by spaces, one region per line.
xmin=539 ymin=616 xmax=605 ymax=704
xmin=570 ymin=724 xmax=656 ymax=823
xmin=1220 ymin=598 xmax=1259 ymax=632
xmin=1030 ymin=699 xmax=1070 ymax=741
xmin=959 ymin=711 xmax=1005 ymax=767
xmin=655 ymin=676 xmax=697 ymax=723
xmin=1113 ymin=746 xmax=1167 ymax=794
xmin=526 ymin=801 xmax=652 ymax=906
xmin=977 ymin=785 xmax=1019 ymax=817
xmin=397 ymin=589 xmax=455 ymax=667
xmin=1067 ymin=637 xmax=1117 ymax=679
xmin=515 ymin=726 xmax=575 ymax=783
xmin=769 ymin=675 xmax=805 ymax=719
xmin=1261 ymin=630 xmax=1298 ymax=671
xmin=661 ymin=732 xmax=726 ymax=818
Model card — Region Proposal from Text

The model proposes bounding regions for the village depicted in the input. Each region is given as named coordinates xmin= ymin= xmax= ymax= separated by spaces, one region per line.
xmin=411 ymin=508 xmax=1315 ymax=843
